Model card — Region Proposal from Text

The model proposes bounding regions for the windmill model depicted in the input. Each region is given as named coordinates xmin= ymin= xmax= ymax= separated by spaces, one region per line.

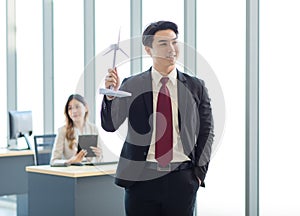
xmin=99 ymin=29 xmax=132 ymax=98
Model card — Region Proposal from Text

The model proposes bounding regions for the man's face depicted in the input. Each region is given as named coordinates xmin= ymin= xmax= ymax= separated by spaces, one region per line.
xmin=145 ymin=29 xmax=179 ymax=70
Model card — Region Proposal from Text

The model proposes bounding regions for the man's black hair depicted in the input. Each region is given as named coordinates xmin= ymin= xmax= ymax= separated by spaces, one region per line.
xmin=142 ymin=21 xmax=178 ymax=47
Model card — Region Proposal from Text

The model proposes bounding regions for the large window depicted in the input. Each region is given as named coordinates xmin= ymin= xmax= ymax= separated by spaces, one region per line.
xmin=142 ymin=0 xmax=184 ymax=71
xmin=53 ymin=0 xmax=84 ymax=130
xmin=260 ymin=0 xmax=300 ymax=215
xmin=0 ymin=0 xmax=7 ymax=147
xmin=197 ymin=1 xmax=245 ymax=215
xmin=15 ymin=0 xmax=43 ymax=136
xmin=95 ymin=0 xmax=131 ymax=162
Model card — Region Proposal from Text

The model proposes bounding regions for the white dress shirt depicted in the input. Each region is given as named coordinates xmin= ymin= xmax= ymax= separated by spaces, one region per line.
xmin=146 ymin=67 xmax=190 ymax=163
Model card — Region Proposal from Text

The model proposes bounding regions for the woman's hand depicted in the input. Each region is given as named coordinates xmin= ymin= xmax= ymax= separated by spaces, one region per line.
xmin=67 ymin=149 xmax=87 ymax=164
xmin=90 ymin=146 xmax=102 ymax=158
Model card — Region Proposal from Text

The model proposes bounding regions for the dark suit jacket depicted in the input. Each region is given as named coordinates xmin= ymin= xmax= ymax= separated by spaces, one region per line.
xmin=101 ymin=68 xmax=214 ymax=188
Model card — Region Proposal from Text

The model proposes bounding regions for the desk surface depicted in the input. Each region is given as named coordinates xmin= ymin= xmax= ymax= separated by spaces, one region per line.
xmin=0 ymin=149 xmax=34 ymax=157
xmin=28 ymin=163 xmax=124 ymax=216
xmin=26 ymin=164 xmax=117 ymax=178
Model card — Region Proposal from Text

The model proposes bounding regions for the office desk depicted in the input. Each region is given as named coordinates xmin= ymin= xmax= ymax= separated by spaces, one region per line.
xmin=26 ymin=164 xmax=125 ymax=216
xmin=0 ymin=149 xmax=35 ymax=216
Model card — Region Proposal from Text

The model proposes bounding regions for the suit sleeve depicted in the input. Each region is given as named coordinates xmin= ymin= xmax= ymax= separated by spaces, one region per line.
xmin=194 ymin=80 xmax=214 ymax=187
xmin=101 ymin=79 xmax=130 ymax=132
xmin=101 ymin=96 xmax=116 ymax=132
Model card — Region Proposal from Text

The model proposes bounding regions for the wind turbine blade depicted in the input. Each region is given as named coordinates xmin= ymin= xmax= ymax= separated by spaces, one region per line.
xmin=103 ymin=48 xmax=113 ymax=56
xmin=117 ymin=27 xmax=121 ymax=46
xmin=119 ymin=48 xmax=129 ymax=58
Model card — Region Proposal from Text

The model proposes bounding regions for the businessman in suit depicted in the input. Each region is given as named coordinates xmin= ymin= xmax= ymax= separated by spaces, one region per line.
xmin=101 ymin=21 xmax=214 ymax=216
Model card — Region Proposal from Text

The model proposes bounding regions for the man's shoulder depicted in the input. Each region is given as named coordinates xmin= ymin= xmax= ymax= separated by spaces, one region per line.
xmin=177 ymin=70 xmax=204 ymax=86
xmin=122 ymin=70 xmax=151 ymax=86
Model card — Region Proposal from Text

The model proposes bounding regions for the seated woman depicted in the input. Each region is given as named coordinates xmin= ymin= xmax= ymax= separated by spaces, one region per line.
xmin=50 ymin=94 xmax=103 ymax=165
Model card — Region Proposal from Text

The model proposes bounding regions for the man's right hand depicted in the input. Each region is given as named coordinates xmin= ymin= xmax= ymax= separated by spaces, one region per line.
xmin=105 ymin=68 xmax=120 ymax=90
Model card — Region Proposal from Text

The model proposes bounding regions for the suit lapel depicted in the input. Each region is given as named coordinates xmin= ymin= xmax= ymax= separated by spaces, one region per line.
xmin=140 ymin=69 xmax=189 ymax=129
xmin=177 ymin=70 xmax=188 ymax=131
xmin=138 ymin=69 xmax=190 ymax=132
xmin=140 ymin=69 xmax=153 ymax=116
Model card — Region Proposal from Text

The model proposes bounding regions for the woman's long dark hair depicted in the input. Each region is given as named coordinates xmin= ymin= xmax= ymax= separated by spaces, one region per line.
xmin=64 ymin=94 xmax=89 ymax=149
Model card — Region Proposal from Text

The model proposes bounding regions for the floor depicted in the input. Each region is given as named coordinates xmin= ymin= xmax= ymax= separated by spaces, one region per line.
xmin=0 ymin=196 xmax=17 ymax=216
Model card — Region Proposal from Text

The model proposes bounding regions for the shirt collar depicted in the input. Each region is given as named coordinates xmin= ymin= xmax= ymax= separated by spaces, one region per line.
xmin=151 ymin=67 xmax=177 ymax=87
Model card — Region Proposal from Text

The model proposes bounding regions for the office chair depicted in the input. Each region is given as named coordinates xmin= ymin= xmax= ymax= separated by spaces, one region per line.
xmin=33 ymin=134 xmax=56 ymax=165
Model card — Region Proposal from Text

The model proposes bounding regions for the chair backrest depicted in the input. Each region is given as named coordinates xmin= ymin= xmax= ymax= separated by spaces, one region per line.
xmin=33 ymin=134 xmax=56 ymax=165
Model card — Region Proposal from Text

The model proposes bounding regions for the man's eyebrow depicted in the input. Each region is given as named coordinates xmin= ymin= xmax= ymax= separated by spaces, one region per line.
xmin=157 ymin=37 xmax=178 ymax=43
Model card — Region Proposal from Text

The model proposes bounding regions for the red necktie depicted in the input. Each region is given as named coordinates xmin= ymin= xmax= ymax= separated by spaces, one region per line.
xmin=155 ymin=77 xmax=173 ymax=167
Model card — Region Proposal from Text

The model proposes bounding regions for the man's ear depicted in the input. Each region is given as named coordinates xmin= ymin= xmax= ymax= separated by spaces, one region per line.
xmin=145 ymin=46 xmax=152 ymax=56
